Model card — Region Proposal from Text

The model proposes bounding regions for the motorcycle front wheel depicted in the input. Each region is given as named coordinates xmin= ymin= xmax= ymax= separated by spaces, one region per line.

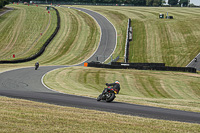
xmin=106 ymin=93 xmax=115 ymax=102
xmin=97 ymin=94 xmax=102 ymax=101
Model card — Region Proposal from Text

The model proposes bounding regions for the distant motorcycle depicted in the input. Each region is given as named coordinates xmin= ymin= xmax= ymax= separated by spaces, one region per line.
xmin=195 ymin=58 xmax=197 ymax=62
xmin=97 ymin=86 xmax=117 ymax=102
xmin=35 ymin=62 xmax=39 ymax=70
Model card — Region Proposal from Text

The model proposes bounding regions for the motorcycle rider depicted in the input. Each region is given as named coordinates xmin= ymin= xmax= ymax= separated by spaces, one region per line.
xmin=102 ymin=80 xmax=120 ymax=94
xmin=195 ymin=58 xmax=197 ymax=62
xmin=35 ymin=62 xmax=39 ymax=70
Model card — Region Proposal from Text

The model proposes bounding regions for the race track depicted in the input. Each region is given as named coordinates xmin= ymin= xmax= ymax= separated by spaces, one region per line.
xmin=68 ymin=6 xmax=117 ymax=64
xmin=0 ymin=7 xmax=200 ymax=124
xmin=1 ymin=66 xmax=200 ymax=124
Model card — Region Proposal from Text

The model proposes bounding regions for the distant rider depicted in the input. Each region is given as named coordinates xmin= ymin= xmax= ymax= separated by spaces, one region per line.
xmin=102 ymin=80 xmax=120 ymax=94
xmin=35 ymin=62 xmax=39 ymax=70
xmin=195 ymin=58 xmax=197 ymax=62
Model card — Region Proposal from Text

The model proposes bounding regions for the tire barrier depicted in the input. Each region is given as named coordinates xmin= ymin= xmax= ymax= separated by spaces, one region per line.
xmin=86 ymin=62 xmax=196 ymax=73
xmin=0 ymin=7 xmax=60 ymax=63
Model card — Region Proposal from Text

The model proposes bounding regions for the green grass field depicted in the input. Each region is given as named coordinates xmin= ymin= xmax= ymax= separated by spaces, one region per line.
xmin=0 ymin=5 xmax=200 ymax=132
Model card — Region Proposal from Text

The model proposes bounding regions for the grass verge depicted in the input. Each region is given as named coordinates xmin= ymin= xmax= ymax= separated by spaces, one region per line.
xmin=0 ymin=96 xmax=199 ymax=132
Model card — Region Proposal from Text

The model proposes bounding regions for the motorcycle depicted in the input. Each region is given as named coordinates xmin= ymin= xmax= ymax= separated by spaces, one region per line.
xmin=97 ymin=86 xmax=117 ymax=102
xmin=35 ymin=63 xmax=39 ymax=70
xmin=195 ymin=58 xmax=197 ymax=62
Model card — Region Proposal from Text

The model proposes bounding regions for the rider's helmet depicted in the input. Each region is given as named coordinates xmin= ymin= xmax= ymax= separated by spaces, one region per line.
xmin=115 ymin=80 xmax=120 ymax=84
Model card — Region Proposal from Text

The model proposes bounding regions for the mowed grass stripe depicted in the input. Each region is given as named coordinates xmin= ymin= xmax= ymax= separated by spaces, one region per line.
xmin=0 ymin=6 xmax=26 ymax=57
xmin=21 ymin=13 xmax=51 ymax=56
xmin=44 ymin=67 xmax=200 ymax=112
xmin=41 ymin=8 xmax=79 ymax=64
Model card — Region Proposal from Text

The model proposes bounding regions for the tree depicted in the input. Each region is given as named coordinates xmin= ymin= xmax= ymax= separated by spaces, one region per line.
xmin=168 ymin=0 xmax=178 ymax=5
xmin=0 ymin=0 xmax=10 ymax=8
xmin=153 ymin=0 xmax=162 ymax=6
xmin=179 ymin=0 xmax=189 ymax=7
xmin=131 ymin=0 xmax=146 ymax=6
xmin=146 ymin=0 xmax=153 ymax=6
xmin=146 ymin=0 xmax=163 ymax=6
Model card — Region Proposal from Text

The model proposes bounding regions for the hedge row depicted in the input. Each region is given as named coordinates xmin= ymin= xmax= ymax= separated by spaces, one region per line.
xmin=87 ymin=62 xmax=196 ymax=73
xmin=0 ymin=7 xmax=60 ymax=63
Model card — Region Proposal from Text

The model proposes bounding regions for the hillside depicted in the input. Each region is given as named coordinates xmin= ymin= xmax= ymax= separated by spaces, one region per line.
xmin=0 ymin=4 xmax=57 ymax=60
xmin=81 ymin=6 xmax=200 ymax=66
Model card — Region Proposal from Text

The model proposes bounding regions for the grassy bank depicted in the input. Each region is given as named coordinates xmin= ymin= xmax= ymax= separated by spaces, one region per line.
xmin=44 ymin=66 xmax=200 ymax=112
xmin=0 ymin=96 xmax=199 ymax=132
xmin=130 ymin=7 xmax=200 ymax=66
xmin=0 ymin=4 xmax=57 ymax=60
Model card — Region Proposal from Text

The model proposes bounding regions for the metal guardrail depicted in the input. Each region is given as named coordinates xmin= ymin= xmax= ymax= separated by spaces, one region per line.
xmin=124 ymin=18 xmax=132 ymax=63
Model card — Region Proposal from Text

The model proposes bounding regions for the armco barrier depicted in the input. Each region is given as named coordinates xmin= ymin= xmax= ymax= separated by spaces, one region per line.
xmin=111 ymin=62 xmax=165 ymax=67
xmin=124 ymin=18 xmax=131 ymax=63
xmin=87 ymin=62 xmax=196 ymax=73
xmin=0 ymin=7 xmax=60 ymax=63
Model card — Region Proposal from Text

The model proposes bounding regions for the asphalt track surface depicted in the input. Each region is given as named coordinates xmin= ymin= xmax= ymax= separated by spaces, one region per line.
xmin=187 ymin=53 xmax=200 ymax=71
xmin=0 ymin=7 xmax=13 ymax=17
xmin=0 ymin=7 xmax=200 ymax=124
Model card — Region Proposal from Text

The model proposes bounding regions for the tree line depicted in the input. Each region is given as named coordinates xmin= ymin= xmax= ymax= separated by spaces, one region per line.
xmin=0 ymin=0 xmax=10 ymax=8
xmin=168 ymin=0 xmax=189 ymax=7
xmin=0 ymin=0 xmax=191 ymax=9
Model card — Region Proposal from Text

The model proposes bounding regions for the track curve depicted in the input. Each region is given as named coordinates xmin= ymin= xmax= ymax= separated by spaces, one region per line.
xmin=0 ymin=7 xmax=200 ymax=124
xmin=68 ymin=6 xmax=117 ymax=64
